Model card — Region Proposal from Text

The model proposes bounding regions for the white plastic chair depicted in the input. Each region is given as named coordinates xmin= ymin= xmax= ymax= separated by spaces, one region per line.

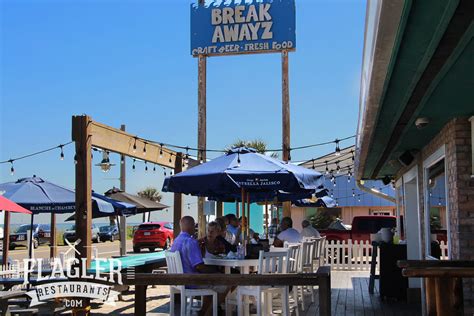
xmin=298 ymin=240 xmax=316 ymax=310
xmin=165 ymin=251 xmax=218 ymax=316
xmin=236 ymin=250 xmax=290 ymax=316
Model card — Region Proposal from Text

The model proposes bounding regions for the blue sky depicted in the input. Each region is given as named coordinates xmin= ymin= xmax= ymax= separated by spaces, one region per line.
xmin=1 ymin=0 xmax=367 ymax=224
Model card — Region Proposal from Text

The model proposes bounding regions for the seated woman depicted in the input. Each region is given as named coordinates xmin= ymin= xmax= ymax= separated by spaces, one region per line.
xmin=199 ymin=221 xmax=227 ymax=258
xmin=215 ymin=217 xmax=237 ymax=253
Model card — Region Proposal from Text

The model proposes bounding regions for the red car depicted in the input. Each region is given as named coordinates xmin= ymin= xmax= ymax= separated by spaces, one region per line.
xmin=132 ymin=222 xmax=173 ymax=253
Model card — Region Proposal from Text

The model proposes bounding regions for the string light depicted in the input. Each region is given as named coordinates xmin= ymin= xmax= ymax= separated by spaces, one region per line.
xmin=336 ymin=161 xmax=340 ymax=174
xmin=74 ymin=155 xmax=78 ymax=165
xmin=163 ymin=167 xmax=167 ymax=177
xmin=334 ymin=139 xmax=341 ymax=156
xmin=132 ymin=159 xmax=136 ymax=171
xmin=59 ymin=145 xmax=64 ymax=160
xmin=170 ymin=169 xmax=173 ymax=175
xmin=199 ymin=150 xmax=204 ymax=164
xmin=358 ymin=195 xmax=361 ymax=202
xmin=237 ymin=151 xmax=241 ymax=167
xmin=352 ymin=189 xmax=355 ymax=197
xmin=325 ymin=161 xmax=329 ymax=174
xmin=288 ymin=150 xmax=291 ymax=161
xmin=121 ymin=155 xmax=125 ymax=165
xmin=335 ymin=198 xmax=339 ymax=207
xmin=9 ymin=160 xmax=14 ymax=176
xmin=351 ymin=150 xmax=355 ymax=162
xmin=330 ymin=190 xmax=334 ymax=198
xmin=133 ymin=137 xmax=137 ymax=153
xmin=333 ymin=178 xmax=337 ymax=187
xmin=438 ymin=198 xmax=442 ymax=206
xmin=159 ymin=144 xmax=163 ymax=159
xmin=144 ymin=161 xmax=148 ymax=173
xmin=168 ymin=154 xmax=172 ymax=164
xmin=143 ymin=142 xmax=147 ymax=156
xmin=153 ymin=164 xmax=156 ymax=173
xmin=312 ymin=160 xmax=315 ymax=169
xmin=184 ymin=147 xmax=189 ymax=164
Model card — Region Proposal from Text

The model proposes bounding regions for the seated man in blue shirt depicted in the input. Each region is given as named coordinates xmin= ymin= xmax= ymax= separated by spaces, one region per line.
xmin=170 ymin=216 xmax=228 ymax=315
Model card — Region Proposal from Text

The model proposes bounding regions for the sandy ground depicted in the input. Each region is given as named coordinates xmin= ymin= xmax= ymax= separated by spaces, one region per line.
xmin=89 ymin=285 xmax=172 ymax=315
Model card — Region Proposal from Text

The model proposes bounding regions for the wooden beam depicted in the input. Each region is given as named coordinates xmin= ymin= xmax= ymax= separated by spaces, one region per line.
xmin=398 ymin=260 xmax=474 ymax=268
xmin=173 ymin=153 xmax=183 ymax=239
xmin=197 ymin=53 xmax=207 ymax=238
xmin=216 ymin=202 xmax=223 ymax=218
xmin=281 ymin=50 xmax=291 ymax=218
xmin=119 ymin=124 xmax=127 ymax=256
xmin=72 ymin=115 xmax=92 ymax=316
xmin=2 ymin=211 xmax=10 ymax=266
xmin=49 ymin=213 xmax=56 ymax=258
xmin=123 ymin=271 xmax=328 ymax=286
xmin=88 ymin=120 xmax=178 ymax=169
xmin=402 ymin=267 xmax=474 ymax=278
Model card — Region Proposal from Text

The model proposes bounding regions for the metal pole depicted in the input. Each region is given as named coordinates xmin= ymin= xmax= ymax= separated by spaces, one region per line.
xmin=197 ymin=53 xmax=207 ymax=238
xmin=2 ymin=211 xmax=10 ymax=266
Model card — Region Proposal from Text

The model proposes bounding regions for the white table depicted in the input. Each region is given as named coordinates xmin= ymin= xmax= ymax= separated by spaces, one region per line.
xmin=203 ymin=258 xmax=259 ymax=274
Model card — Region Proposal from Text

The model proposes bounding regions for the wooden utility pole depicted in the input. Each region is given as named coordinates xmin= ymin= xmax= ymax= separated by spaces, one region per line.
xmin=2 ymin=211 xmax=10 ymax=266
xmin=282 ymin=50 xmax=291 ymax=218
xmin=197 ymin=32 xmax=207 ymax=238
xmin=119 ymin=124 xmax=127 ymax=256
xmin=72 ymin=115 xmax=92 ymax=316
xmin=173 ymin=153 xmax=183 ymax=239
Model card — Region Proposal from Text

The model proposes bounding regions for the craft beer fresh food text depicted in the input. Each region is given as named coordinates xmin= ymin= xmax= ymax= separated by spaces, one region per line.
xmin=191 ymin=0 xmax=296 ymax=56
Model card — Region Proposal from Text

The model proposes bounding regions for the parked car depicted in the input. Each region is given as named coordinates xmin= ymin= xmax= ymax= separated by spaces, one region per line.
xmin=319 ymin=216 xmax=397 ymax=242
xmin=132 ymin=222 xmax=173 ymax=253
xmin=98 ymin=225 xmax=119 ymax=242
xmin=63 ymin=224 xmax=101 ymax=244
xmin=10 ymin=224 xmax=51 ymax=249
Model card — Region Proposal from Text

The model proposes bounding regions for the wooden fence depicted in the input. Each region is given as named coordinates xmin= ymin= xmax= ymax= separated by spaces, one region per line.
xmin=324 ymin=240 xmax=450 ymax=271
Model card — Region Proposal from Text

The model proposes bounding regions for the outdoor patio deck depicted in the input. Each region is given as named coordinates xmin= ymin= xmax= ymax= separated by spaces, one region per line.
xmin=90 ymin=271 xmax=421 ymax=315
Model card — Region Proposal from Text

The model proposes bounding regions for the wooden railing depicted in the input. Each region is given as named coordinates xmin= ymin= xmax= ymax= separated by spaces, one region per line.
xmin=398 ymin=260 xmax=474 ymax=316
xmin=121 ymin=266 xmax=332 ymax=316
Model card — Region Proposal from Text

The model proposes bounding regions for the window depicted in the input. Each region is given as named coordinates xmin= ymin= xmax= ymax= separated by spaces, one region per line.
xmin=424 ymin=146 xmax=449 ymax=259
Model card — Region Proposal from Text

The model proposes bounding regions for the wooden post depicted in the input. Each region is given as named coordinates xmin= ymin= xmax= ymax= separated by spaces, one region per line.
xmin=173 ymin=153 xmax=183 ymax=239
xmin=197 ymin=53 xmax=207 ymax=238
xmin=49 ymin=212 xmax=56 ymax=258
xmin=2 ymin=211 xmax=10 ymax=266
xmin=425 ymin=278 xmax=437 ymax=316
xmin=246 ymin=192 xmax=250 ymax=239
xmin=119 ymin=124 xmax=127 ymax=256
xmin=72 ymin=115 xmax=92 ymax=316
xmin=318 ymin=266 xmax=332 ymax=316
xmin=241 ymin=188 xmax=245 ymax=241
xmin=282 ymin=50 xmax=291 ymax=218
xmin=216 ymin=202 xmax=223 ymax=218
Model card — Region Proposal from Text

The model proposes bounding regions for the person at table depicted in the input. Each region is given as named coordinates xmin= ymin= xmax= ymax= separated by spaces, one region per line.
xmin=273 ymin=217 xmax=302 ymax=247
xmin=300 ymin=219 xmax=321 ymax=238
xmin=199 ymin=221 xmax=227 ymax=258
xmin=235 ymin=216 xmax=259 ymax=244
xmin=170 ymin=216 xmax=229 ymax=316
xmin=215 ymin=217 xmax=237 ymax=253
xmin=268 ymin=217 xmax=280 ymax=239
xmin=225 ymin=214 xmax=240 ymax=244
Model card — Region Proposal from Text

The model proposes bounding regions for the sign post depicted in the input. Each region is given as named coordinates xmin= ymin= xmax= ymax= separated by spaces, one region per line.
xmin=191 ymin=0 xmax=296 ymax=223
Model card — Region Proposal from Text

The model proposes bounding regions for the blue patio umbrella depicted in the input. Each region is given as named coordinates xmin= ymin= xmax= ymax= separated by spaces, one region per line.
xmin=162 ymin=147 xmax=325 ymax=197
xmin=0 ymin=176 xmax=137 ymax=258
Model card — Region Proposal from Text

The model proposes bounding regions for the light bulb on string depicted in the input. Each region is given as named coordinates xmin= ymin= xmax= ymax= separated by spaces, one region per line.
xmin=163 ymin=167 xmax=167 ymax=177
xmin=236 ymin=151 xmax=241 ymax=167
xmin=438 ymin=198 xmax=442 ymax=206
xmin=133 ymin=137 xmax=137 ymax=153
xmin=170 ymin=169 xmax=173 ymax=176
xmin=132 ymin=159 xmax=136 ymax=171
xmin=74 ymin=155 xmax=78 ymax=165
xmin=330 ymin=190 xmax=334 ymax=198
xmin=325 ymin=161 xmax=329 ymax=174
xmin=336 ymin=161 xmax=340 ymax=174
xmin=334 ymin=139 xmax=341 ymax=156
xmin=59 ymin=145 xmax=64 ymax=160
xmin=184 ymin=147 xmax=189 ymax=163
xmin=121 ymin=155 xmax=125 ymax=165
xmin=143 ymin=142 xmax=147 ymax=156
xmin=288 ymin=149 xmax=291 ymax=161
xmin=351 ymin=150 xmax=355 ymax=162
xmin=312 ymin=160 xmax=315 ymax=169
xmin=9 ymin=160 xmax=14 ymax=176
xmin=145 ymin=161 xmax=148 ymax=173
xmin=199 ymin=150 xmax=204 ymax=164
xmin=347 ymin=175 xmax=351 ymax=183
xmin=358 ymin=195 xmax=361 ymax=202
xmin=352 ymin=189 xmax=355 ymax=197
xmin=335 ymin=199 xmax=339 ymax=207
xmin=159 ymin=144 xmax=163 ymax=158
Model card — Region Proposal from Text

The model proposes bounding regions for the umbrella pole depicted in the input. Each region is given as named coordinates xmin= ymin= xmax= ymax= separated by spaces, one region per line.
xmin=2 ymin=211 xmax=10 ymax=266
xmin=246 ymin=192 xmax=250 ymax=241
xmin=50 ymin=212 xmax=56 ymax=258
xmin=29 ymin=214 xmax=34 ymax=260
xmin=265 ymin=200 xmax=268 ymax=239
xmin=235 ymin=201 xmax=239 ymax=217
xmin=241 ymin=188 xmax=245 ymax=243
